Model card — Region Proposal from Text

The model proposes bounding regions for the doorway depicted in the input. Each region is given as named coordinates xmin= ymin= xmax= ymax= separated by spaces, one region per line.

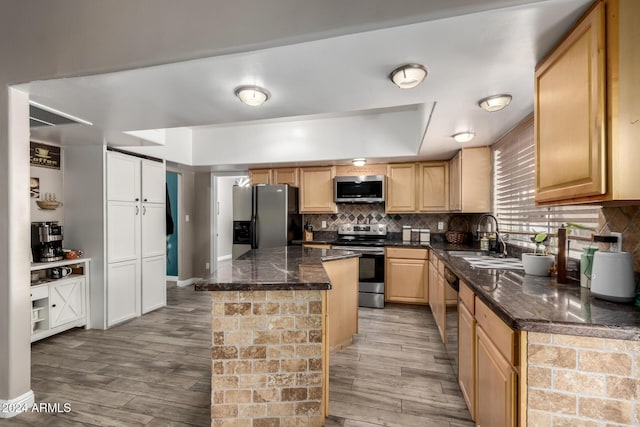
xmin=166 ymin=171 xmax=179 ymax=278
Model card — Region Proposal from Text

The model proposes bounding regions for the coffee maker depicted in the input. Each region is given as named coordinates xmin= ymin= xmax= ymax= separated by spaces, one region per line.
xmin=31 ymin=221 xmax=64 ymax=262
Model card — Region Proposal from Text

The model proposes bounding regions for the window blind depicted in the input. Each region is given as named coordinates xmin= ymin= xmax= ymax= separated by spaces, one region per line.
xmin=492 ymin=117 xmax=600 ymax=254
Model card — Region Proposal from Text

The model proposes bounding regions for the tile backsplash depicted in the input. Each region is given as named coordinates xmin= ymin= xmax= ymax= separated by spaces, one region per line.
xmin=599 ymin=206 xmax=640 ymax=272
xmin=303 ymin=204 xmax=484 ymax=234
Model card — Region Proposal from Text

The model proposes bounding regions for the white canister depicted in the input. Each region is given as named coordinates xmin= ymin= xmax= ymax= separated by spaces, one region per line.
xmin=590 ymin=251 xmax=635 ymax=303
xmin=402 ymin=226 xmax=411 ymax=242
xmin=420 ymin=229 xmax=430 ymax=243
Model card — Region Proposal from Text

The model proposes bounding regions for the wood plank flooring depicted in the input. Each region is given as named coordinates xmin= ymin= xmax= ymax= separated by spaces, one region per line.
xmin=4 ymin=286 xmax=473 ymax=426
xmin=326 ymin=304 xmax=474 ymax=427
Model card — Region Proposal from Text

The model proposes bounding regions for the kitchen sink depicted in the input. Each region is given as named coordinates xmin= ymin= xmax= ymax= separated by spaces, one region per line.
xmin=447 ymin=251 xmax=524 ymax=270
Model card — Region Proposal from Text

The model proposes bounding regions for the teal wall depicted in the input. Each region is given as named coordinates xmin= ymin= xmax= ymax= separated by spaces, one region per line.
xmin=166 ymin=172 xmax=179 ymax=276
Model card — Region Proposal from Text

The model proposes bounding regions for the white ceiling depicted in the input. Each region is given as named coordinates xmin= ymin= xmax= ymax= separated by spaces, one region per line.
xmin=24 ymin=0 xmax=592 ymax=170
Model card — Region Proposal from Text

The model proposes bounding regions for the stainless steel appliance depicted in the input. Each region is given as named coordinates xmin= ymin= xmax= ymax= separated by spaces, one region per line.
xmin=31 ymin=221 xmax=64 ymax=262
xmin=334 ymin=175 xmax=385 ymax=203
xmin=232 ymin=184 xmax=302 ymax=259
xmin=331 ymin=223 xmax=387 ymax=308
xmin=443 ymin=266 xmax=459 ymax=378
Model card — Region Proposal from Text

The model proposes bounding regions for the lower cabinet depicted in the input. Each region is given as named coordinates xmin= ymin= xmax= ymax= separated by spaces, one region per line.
xmin=107 ymin=260 xmax=140 ymax=327
xmin=385 ymin=247 xmax=429 ymax=304
xmin=50 ymin=279 xmax=86 ymax=328
xmin=30 ymin=259 xmax=90 ymax=343
xmin=142 ymin=256 xmax=166 ymax=313
xmin=458 ymin=296 xmax=476 ymax=420
xmin=476 ymin=326 xmax=518 ymax=427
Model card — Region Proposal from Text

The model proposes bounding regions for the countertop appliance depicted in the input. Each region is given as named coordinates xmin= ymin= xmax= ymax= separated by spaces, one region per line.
xmin=331 ymin=223 xmax=387 ymax=308
xmin=590 ymin=251 xmax=636 ymax=303
xmin=232 ymin=184 xmax=302 ymax=259
xmin=334 ymin=175 xmax=385 ymax=204
xmin=31 ymin=221 xmax=64 ymax=262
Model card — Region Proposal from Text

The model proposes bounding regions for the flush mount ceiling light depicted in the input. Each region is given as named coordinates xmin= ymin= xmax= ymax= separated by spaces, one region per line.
xmin=478 ymin=94 xmax=512 ymax=112
xmin=452 ymin=132 xmax=475 ymax=143
xmin=234 ymin=85 xmax=270 ymax=106
xmin=352 ymin=158 xmax=366 ymax=167
xmin=389 ymin=64 xmax=428 ymax=89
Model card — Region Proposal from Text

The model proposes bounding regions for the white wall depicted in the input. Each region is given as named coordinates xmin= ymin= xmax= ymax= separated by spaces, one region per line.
xmin=216 ymin=176 xmax=241 ymax=261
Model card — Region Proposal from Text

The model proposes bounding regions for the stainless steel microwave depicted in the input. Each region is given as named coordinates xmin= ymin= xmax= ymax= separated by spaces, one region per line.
xmin=334 ymin=175 xmax=385 ymax=203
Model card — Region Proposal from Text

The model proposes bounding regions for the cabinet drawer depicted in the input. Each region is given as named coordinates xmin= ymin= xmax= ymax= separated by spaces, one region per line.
xmin=475 ymin=297 xmax=517 ymax=365
xmin=459 ymin=281 xmax=475 ymax=314
xmin=30 ymin=285 xmax=48 ymax=301
xmin=386 ymin=247 xmax=428 ymax=260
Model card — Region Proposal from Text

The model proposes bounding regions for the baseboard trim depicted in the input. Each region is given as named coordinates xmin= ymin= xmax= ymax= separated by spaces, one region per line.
xmin=177 ymin=278 xmax=202 ymax=287
xmin=217 ymin=254 xmax=232 ymax=262
xmin=166 ymin=275 xmax=179 ymax=281
xmin=0 ymin=390 xmax=35 ymax=418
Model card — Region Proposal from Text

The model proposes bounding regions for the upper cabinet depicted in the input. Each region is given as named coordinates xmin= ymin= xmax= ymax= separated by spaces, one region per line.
xmin=449 ymin=147 xmax=491 ymax=213
xmin=107 ymin=151 xmax=141 ymax=202
xmin=418 ymin=162 xmax=449 ymax=212
xmin=273 ymin=167 xmax=299 ymax=187
xmin=535 ymin=0 xmax=640 ymax=205
xmin=299 ymin=166 xmax=337 ymax=213
xmin=141 ymin=160 xmax=166 ymax=203
xmin=386 ymin=163 xmax=416 ymax=213
xmin=248 ymin=169 xmax=272 ymax=185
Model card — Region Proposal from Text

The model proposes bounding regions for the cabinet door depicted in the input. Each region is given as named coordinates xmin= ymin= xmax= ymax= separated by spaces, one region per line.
xmin=107 ymin=260 xmax=140 ymax=327
xmin=386 ymin=163 xmax=416 ymax=213
xmin=460 ymin=147 xmax=491 ymax=212
xmin=107 ymin=151 xmax=141 ymax=202
xmin=141 ymin=203 xmax=166 ymax=258
xmin=476 ymin=326 xmax=517 ymax=427
xmin=299 ymin=166 xmax=337 ymax=213
xmin=273 ymin=167 xmax=299 ymax=187
xmin=449 ymin=152 xmax=461 ymax=211
xmin=534 ymin=2 xmax=606 ymax=203
xmin=418 ymin=162 xmax=449 ymax=212
xmin=142 ymin=256 xmax=166 ymax=313
xmin=141 ymin=159 xmax=165 ymax=203
xmin=49 ymin=278 xmax=85 ymax=328
xmin=385 ymin=257 xmax=428 ymax=304
xmin=107 ymin=201 xmax=140 ymax=263
xmin=459 ymin=301 xmax=476 ymax=420
xmin=249 ymin=169 xmax=272 ymax=185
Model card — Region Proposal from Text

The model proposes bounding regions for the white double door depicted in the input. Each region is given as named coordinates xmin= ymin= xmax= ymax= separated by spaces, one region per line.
xmin=106 ymin=152 xmax=166 ymax=327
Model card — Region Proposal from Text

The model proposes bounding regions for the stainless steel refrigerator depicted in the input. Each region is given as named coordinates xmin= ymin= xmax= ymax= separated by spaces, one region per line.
xmin=232 ymin=184 xmax=302 ymax=259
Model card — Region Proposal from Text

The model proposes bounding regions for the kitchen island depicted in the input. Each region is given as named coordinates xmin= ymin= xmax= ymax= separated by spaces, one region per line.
xmin=195 ymin=246 xmax=360 ymax=427
xmin=428 ymin=244 xmax=640 ymax=427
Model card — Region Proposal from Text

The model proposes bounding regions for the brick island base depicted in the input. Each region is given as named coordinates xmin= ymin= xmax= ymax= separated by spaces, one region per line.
xmin=210 ymin=290 xmax=327 ymax=427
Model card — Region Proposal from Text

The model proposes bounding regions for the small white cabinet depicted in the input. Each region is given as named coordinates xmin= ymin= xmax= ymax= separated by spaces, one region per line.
xmin=30 ymin=258 xmax=90 ymax=342
xmin=141 ymin=160 xmax=166 ymax=203
xmin=142 ymin=256 xmax=166 ymax=313
xmin=107 ymin=201 xmax=140 ymax=263
xmin=141 ymin=203 xmax=166 ymax=258
xmin=50 ymin=278 xmax=85 ymax=328
xmin=107 ymin=152 xmax=141 ymax=202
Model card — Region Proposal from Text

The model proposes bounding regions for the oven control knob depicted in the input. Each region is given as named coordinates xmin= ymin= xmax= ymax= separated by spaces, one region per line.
xmin=378 ymin=225 xmax=384 ymax=232
xmin=345 ymin=225 xmax=352 ymax=232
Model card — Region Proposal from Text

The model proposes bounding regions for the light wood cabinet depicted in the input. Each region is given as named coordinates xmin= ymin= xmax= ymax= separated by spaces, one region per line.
xmin=273 ymin=167 xmax=299 ymax=187
xmin=535 ymin=0 xmax=640 ymax=205
xmin=449 ymin=147 xmax=491 ymax=213
xmin=385 ymin=247 xmax=428 ymax=304
xmin=386 ymin=163 xmax=416 ymax=213
xmin=476 ymin=326 xmax=518 ymax=427
xmin=458 ymin=281 xmax=476 ymax=421
xmin=323 ymin=257 xmax=359 ymax=353
xmin=535 ymin=1 xmax=606 ymax=203
xmin=299 ymin=166 xmax=337 ymax=213
xmin=249 ymin=169 xmax=272 ymax=185
xmin=302 ymin=243 xmax=331 ymax=249
xmin=418 ymin=162 xmax=449 ymax=212
xmin=475 ymin=296 xmax=518 ymax=427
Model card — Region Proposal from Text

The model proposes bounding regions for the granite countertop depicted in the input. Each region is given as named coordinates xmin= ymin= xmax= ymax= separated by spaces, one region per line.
xmin=429 ymin=243 xmax=640 ymax=340
xmin=294 ymin=239 xmax=431 ymax=248
xmin=195 ymin=246 xmax=360 ymax=292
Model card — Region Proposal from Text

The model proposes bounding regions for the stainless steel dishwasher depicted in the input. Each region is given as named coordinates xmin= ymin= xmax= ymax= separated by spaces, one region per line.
xmin=443 ymin=266 xmax=459 ymax=378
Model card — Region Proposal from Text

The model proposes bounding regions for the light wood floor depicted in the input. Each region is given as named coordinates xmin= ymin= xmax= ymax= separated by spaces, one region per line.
xmin=4 ymin=287 xmax=472 ymax=426
xmin=326 ymin=304 xmax=474 ymax=427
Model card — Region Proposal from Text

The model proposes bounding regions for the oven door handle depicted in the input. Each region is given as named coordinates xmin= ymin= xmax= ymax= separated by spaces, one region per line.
xmin=331 ymin=246 xmax=384 ymax=255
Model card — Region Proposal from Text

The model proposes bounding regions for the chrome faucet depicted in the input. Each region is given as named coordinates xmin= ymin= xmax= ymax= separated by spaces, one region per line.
xmin=476 ymin=214 xmax=508 ymax=257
